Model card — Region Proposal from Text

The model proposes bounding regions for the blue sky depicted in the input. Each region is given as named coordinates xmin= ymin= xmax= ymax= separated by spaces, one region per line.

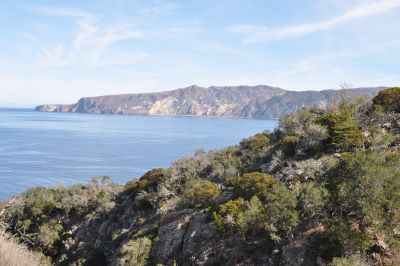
xmin=1 ymin=0 xmax=399 ymax=106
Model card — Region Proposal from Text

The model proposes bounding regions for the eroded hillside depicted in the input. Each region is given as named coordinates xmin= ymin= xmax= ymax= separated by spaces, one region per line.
xmin=35 ymin=85 xmax=383 ymax=119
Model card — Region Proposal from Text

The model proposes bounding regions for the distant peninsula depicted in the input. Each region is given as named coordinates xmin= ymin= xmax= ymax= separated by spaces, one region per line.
xmin=35 ymin=85 xmax=384 ymax=119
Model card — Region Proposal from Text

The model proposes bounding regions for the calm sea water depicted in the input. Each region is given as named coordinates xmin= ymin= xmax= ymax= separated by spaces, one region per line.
xmin=0 ymin=108 xmax=277 ymax=199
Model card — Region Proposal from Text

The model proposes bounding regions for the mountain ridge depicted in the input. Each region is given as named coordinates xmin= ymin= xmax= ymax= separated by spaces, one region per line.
xmin=35 ymin=85 xmax=385 ymax=118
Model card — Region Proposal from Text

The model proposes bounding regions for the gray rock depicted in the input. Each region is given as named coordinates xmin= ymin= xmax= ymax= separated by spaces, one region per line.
xmin=382 ymin=123 xmax=392 ymax=129
xmin=153 ymin=209 xmax=197 ymax=263
xmin=280 ymin=240 xmax=316 ymax=266
xmin=332 ymin=153 xmax=342 ymax=158
xmin=182 ymin=211 xmax=218 ymax=265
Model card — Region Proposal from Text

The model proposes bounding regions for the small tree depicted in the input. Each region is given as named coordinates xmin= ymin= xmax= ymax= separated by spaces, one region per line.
xmin=321 ymin=105 xmax=364 ymax=151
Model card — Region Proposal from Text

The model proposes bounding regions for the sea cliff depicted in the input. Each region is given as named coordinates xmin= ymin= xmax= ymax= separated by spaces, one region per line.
xmin=35 ymin=85 xmax=383 ymax=119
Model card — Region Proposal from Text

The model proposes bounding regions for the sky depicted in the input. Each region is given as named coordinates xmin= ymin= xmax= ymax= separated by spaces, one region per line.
xmin=0 ymin=0 xmax=399 ymax=106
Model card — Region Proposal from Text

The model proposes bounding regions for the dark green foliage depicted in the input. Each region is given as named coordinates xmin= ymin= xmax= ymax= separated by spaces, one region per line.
xmin=23 ymin=187 xmax=58 ymax=222
xmin=238 ymin=133 xmax=271 ymax=172
xmin=215 ymin=174 xmax=298 ymax=241
xmin=125 ymin=168 xmax=165 ymax=193
xmin=298 ymin=182 xmax=330 ymax=225
xmin=213 ymin=198 xmax=249 ymax=236
xmin=59 ymin=247 xmax=107 ymax=266
xmin=279 ymin=135 xmax=300 ymax=157
xmin=309 ymin=231 xmax=343 ymax=260
xmin=326 ymin=151 xmax=400 ymax=251
xmin=183 ymin=180 xmax=220 ymax=208
xmin=262 ymin=182 xmax=299 ymax=240
xmin=321 ymin=106 xmax=364 ymax=151
xmin=373 ymin=87 xmax=400 ymax=113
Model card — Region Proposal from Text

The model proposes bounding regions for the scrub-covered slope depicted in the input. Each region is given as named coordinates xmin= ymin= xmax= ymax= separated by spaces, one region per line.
xmin=4 ymin=88 xmax=400 ymax=265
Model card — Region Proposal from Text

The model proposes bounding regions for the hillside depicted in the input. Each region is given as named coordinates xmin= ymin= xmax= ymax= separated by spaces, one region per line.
xmin=35 ymin=85 xmax=384 ymax=119
xmin=3 ymin=87 xmax=400 ymax=265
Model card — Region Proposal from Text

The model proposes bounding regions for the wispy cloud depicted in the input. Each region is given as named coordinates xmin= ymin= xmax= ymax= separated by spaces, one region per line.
xmin=229 ymin=0 xmax=400 ymax=43
xmin=166 ymin=26 xmax=206 ymax=34
xmin=25 ymin=5 xmax=145 ymax=68
xmin=263 ymin=39 xmax=400 ymax=89
xmin=26 ymin=5 xmax=91 ymax=18
xmin=139 ymin=2 xmax=177 ymax=14
xmin=295 ymin=38 xmax=400 ymax=66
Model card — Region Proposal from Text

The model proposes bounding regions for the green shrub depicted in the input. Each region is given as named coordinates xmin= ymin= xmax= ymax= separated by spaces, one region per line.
xmin=125 ymin=168 xmax=165 ymax=193
xmin=276 ymin=108 xmax=329 ymax=157
xmin=298 ymin=182 xmax=330 ymax=224
xmin=37 ymin=220 xmax=63 ymax=255
xmin=208 ymin=147 xmax=242 ymax=179
xmin=232 ymin=172 xmax=276 ymax=200
xmin=2 ymin=180 xmax=120 ymax=261
xmin=240 ymin=133 xmax=269 ymax=151
xmin=300 ymin=123 xmax=329 ymax=156
xmin=243 ymin=196 xmax=267 ymax=235
xmin=321 ymin=106 xmax=364 ymax=151
xmin=263 ymin=182 xmax=299 ymax=241
xmin=215 ymin=180 xmax=299 ymax=241
xmin=213 ymin=198 xmax=248 ymax=236
xmin=373 ymin=87 xmax=400 ymax=113
xmin=279 ymin=108 xmax=321 ymax=136
xmin=24 ymin=188 xmax=58 ymax=221
xmin=239 ymin=134 xmax=269 ymax=172
xmin=327 ymin=151 xmax=400 ymax=251
xmin=183 ymin=180 xmax=220 ymax=208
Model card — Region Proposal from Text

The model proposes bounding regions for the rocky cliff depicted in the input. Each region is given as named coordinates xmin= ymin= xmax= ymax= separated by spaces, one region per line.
xmin=35 ymin=85 xmax=384 ymax=118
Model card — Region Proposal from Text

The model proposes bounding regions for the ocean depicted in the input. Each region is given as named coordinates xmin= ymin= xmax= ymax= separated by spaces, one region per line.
xmin=0 ymin=108 xmax=277 ymax=200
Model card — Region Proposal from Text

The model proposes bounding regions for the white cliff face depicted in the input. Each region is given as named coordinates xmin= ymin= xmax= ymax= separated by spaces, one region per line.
xmin=38 ymin=105 xmax=60 ymax=112
xmin=34 ymin=104 xmax=74 ymax=112
xmin=149 ymin=97 xmax=180 ymax=115
xmin=34 ymin=85 xmax=384 ymax=119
